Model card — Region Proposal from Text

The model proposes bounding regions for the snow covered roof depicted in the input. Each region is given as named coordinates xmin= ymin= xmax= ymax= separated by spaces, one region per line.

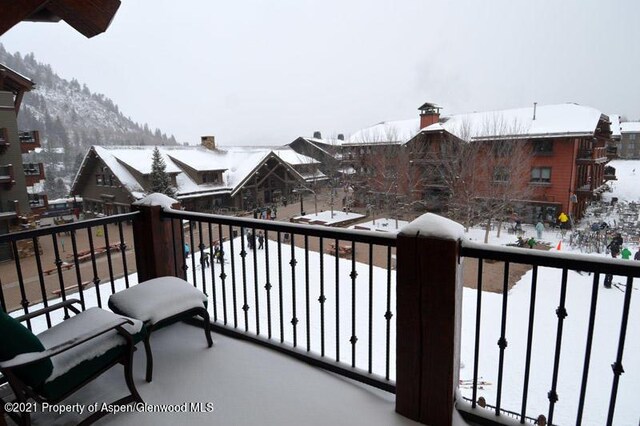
xmin=620 ymin=122 xmax=640 ymax=133
xmin=421 ymin=103 xmax=607 ymax=141
xmin=271 ymin=148 xmax=319 ymax=165
xmin=82 ymin=145 xmax=309 ymax=201
xmin=609 ymin=114 xmax=621 ymax=138
xmin=105 ymin=147 xmax=182 ymax=174
xmin=347 ymin=118 xmax=420 ymax=145
xmin=93 ymin=146 xmax=144 ymax=194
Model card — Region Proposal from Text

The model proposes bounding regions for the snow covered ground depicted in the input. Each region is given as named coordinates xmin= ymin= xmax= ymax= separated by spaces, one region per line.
xmin=603 ymin=159 xmax=640 ymax=203
xmin=16 ymin=160 xmax=640 ymax=425
xmin=293 ymin=210 xmax=365 ymax=225
xmin=458 ymin=159 xmax=640 ymax=425
xmin=349 ymin=218 xmax=409 ymax=234
xmin=22 ymin=230 xmax=638 ymax=425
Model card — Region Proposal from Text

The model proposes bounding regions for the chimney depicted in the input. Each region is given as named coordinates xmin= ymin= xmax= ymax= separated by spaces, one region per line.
xmin=337 ymin=134 xmax=344 ymax=141
xmin=418 ymin=102 xmax=442 ymax=129
xmin=313 ymin=131 xmax=322 ymax=139
xmin=201 ymin=136 xmax=216 ymax=150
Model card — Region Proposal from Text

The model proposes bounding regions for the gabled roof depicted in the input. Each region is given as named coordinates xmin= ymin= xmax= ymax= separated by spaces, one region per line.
xmin=108 ymin=147 xmax=182 ymax=174
xmin=347 ymin=118 xmax=420 ymax=145
xmin=420 ymin=103 xmax=608 ymax=141
xmin=72 ymin=145 xmax=312 ymax=201
xmin=0 ymin=63 xmax=35 ymax=93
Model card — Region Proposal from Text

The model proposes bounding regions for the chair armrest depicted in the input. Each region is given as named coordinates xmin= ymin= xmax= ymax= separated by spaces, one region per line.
xmin=0 ymin=317 xmax=134 ymax=370
xmin=14 ymin=299 xmax=82 ymax=323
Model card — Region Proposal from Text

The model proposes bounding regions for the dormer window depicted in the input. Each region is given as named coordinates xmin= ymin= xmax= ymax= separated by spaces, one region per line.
xmin=202 ymin=172 xmax=221 ymax=184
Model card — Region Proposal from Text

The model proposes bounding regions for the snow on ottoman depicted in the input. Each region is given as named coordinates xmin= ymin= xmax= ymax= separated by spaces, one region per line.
xmin=108 ymin=276 xmax=213 ymax=382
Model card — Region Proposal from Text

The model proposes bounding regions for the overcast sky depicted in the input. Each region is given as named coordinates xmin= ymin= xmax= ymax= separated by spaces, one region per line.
xmin=2 ymin=0 xmax=639 ymax=146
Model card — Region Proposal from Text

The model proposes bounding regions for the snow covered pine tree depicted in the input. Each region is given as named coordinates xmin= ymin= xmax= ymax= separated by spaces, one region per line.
xmin=150 ymin=147 xmax=176 ymax=196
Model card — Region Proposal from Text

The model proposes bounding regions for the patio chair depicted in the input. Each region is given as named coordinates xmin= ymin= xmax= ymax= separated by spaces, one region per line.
xmin=0 ymin=299 xmax=145 ymax=426
xmin=108 ymin=276 xmax=213 ymax=383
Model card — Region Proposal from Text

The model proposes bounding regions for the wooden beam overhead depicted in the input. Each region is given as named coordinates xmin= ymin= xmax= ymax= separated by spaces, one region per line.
xmin=0 ymin=0 xmax=52 ymax=36
xmin=46 ymin=0 xmax=121 ymax=38
xmin=14 ymin=90 xmax=25 ymax=115
xmin=0 ymin=0 xmax=121 ymax=38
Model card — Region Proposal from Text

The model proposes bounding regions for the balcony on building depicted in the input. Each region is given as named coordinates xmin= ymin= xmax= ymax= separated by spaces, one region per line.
xmin=27 ymin=192 xmax=47 ymax=209
xmin=23 ymin=162 xmax=45 ymax=186
xmin=604 ymin=165 xmax=617 ymax=181
xmin=0 ymin=127 xmax=9 ymax=148
xmin=19 ymin=130 xmax=41 ymax=154
xmin=0 ymin=197 xmax=637 ymax=426
xmin=576 ymin=146 xmax=608 ymax=164
xmin=0 ymin=164 xmax=15 ymax=186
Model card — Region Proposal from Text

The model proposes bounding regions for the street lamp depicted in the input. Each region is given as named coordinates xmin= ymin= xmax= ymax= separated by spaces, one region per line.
xmin=293 ymin=186 xmax=318 ymax=216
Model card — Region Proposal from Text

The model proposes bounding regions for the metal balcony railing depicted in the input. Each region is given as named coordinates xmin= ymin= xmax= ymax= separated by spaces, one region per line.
xmin=0 ymin=164 xmax=15 ymax=184
xmin=19 ymin=130 xmax=41 ymax=153
xmin=457 ymin=241 xmax=639 ymax=426
xmin=161 ymin=208 xmax=398 ymax=392
xmin=1 ymin=204 xmax=637 ymax=425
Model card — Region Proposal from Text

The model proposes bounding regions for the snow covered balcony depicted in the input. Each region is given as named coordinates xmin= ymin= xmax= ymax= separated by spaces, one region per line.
xmin=18 ymin=130 xmax=40 ymax=154
xmin=576 ymin=146 xmax=608 ymax=163
xmin=1 ymin=195 xmax=639 ymax=425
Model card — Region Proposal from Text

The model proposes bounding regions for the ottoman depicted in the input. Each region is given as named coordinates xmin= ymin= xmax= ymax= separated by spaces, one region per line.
xmin=108 ymin=276 xmax=213 ymax=382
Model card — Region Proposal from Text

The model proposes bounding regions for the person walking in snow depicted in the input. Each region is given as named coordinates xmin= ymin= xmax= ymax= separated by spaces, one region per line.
xmin=258 ymin=231 xmax=264 ymax=249
xmin=603 ymin=235 xmax=623 ymax=289
xmin=202 ymin=251 xmax=210 ymax=268
xmin=621 ymin=247 xmax=632 ymax=260
xmin=607 ymin=233 xmax=623 ymax=257
xmin=247 ymin=230 xmax=254 ymax=250
xmin=213 ymin=242 xmax=221 ymax=263
xmin=535 ymin=221 xmax=544 ymax=240
xmin=635 ymin=248 xmax=640 ymax=261
xmin=558 ymin=211 xmax=569 ymax=230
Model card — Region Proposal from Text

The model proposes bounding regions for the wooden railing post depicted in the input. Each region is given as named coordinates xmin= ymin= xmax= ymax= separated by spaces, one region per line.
xmin=396 ymin=213 xmax=465 ymax=425
xmin=131 ymin=194 xmax=184 ymax=282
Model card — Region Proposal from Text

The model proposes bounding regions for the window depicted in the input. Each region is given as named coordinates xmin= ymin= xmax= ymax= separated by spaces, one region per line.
xmin=95 ymin=174 xmax=104 ymax=185
xmin=629 ymin=134 xmax=637 ymax=141
xmin=493 ymin=141 xmax=514 ymax=157
xmin=493 ymin=166 xmax=509 ymax=182
xmin=202 ymin=172 xmax=220 ymax=184
xmin=533 ymin=140 xmax=553 ymax=155
xmin=530 ymin=167 xmax=551 ymax=183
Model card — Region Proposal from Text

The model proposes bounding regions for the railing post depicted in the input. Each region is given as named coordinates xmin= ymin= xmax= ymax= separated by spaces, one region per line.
xmin=396 ymin=213 xmax=465 ymax=425
xmin=131 ymin=194 xmax=184 ymax=282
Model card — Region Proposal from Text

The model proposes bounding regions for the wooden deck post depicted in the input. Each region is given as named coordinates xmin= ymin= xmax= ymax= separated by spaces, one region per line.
xmin=395 ymin=213 xmax=465 ymax=425
xmin=131 ymin=194 xmax=184 ymax=282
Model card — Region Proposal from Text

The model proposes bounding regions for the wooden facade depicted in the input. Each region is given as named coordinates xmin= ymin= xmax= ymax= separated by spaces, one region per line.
xmin=408 ymin=116 xmax=614 ymax=223
xmin=72 ymin=147 xmax=310 ymax=215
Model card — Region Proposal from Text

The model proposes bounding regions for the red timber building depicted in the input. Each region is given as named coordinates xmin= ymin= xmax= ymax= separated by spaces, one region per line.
xmin=407 ymin=102 xmax=616 ymax=223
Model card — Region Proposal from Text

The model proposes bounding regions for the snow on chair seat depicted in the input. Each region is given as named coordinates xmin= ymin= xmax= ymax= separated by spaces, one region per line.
xmin=108 ymin=276 xmax=213 ymax=382
xmin=38 ymin=307 xmax=143 ymax=382
xmin=0 ymin=300 xmax=144 ymax=425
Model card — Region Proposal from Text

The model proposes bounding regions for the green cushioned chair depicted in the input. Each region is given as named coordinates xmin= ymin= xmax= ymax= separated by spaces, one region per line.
xmin=0 ymin=299 xmax=145 ymax=426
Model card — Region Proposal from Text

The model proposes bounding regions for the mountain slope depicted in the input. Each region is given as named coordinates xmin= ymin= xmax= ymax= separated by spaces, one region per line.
xmin=0 ymin=43 xmax=179 ymax=197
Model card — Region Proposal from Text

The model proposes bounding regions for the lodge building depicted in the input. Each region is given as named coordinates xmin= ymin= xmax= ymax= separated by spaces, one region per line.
xmin=71 ymin=137 xmax=323 ymax=215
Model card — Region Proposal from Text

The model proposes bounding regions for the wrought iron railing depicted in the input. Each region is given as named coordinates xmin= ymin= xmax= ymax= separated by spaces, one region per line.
xmin=458 ymin=241 xmax=639 ymax=426
xmin=3 ymin=206 xmax=637 ymax=424
xmin=0 ymin=212 xmax=137 ymax=330
xmin=161 ymin=208 xmax=398 ymax=392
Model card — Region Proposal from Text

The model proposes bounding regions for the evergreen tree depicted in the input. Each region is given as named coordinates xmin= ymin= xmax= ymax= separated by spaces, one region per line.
xmin=150 ymin=147 xmax=175 ymax=196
